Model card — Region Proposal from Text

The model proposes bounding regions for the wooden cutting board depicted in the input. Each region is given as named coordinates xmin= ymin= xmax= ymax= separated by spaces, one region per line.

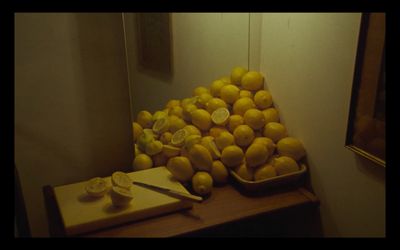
xmin=53 ymin=166 xmax=193 ymax=236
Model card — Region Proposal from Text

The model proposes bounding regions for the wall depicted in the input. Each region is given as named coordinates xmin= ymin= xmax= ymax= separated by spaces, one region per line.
xmin=124 ymin=13 xmax=250 ymax=117
xmin=258 ymin=13 xmax=385 ymax=237
xmin=15 ymin=13 xmax=133 ymax=237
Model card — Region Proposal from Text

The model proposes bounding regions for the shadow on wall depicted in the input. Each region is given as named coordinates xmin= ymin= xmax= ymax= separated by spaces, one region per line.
xmin=354 ymin=155 xmax=385 ymax=184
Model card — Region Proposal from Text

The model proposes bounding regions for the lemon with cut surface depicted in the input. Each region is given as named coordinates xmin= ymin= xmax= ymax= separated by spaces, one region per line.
xmin=220 ymin=84 xmax=240 ymax=104
xmin=210 ymin=160 xmax=229 ymax=184
xmin=241 ymin=71 xmax=264 ymax=91
xmin=262 ymin=108 xmax=280 ymax=124
xmin=231 ymin=66 xmax=248 ymax=86
xmin=206 ymin=98 xmax=228 ymax=114
xmin=181 ymin=96 xmax=198 ymax=109
xmin=215 ymin=131 xmax=235 ymax=151
xmin=254 ymin=90 xmax=273 ymax=109
xmin=162 ymin=145 xmax=181 ymax=158
xmin=133 ymin=154 xmax=153 ymax=171
xmin=200 ymin=136 xmax=221 ymax=160
xmin=192 ymin=171 xmax=213 ymax=196
xmin=277 ymin=137 xmax=306 ymax=161
xmin=168 ymin=115 xmax=187 ymax=133
xmin=171 ymin=128 xmax=190 ymax=147
xmin=254 ymin=164 xmax=277 ymax=181
xmin=183 ymin=125 xmax=202 ymax=136
xmin=166 ymin=156 xmax=194 ymax=182
xmin=136 ymin=110 xmax=153 ymax=129
xmin=152 ymin=116 xmax=170 ymax=134
xmin=111 ymin=171 xmax=132 ymax=189
xmin=183 ymin=134 xmax=202 ymax=150
xmin=227 ymin=115 xmax=244 ymax=133
xmin=244 ymin=109 xmax=266 ymax=130
xmin=110 ymin=186 xmax=133 ymax=207
xmin=221 ymin=145 xmax=244 ymax=168
xmin=273 ymin=156 xmax=299 ymax=175
xmin=193 ymin=86 xmax=210 ymax=96
xmin=245 ymin=143 xmax=269 ymax=168
xmin=85 ymin=177 xmax=108 ymax=197
xmin=210 ymin=79 xmax=227 ymax=97
xmin=233 ymin=97 xmax=256 ymax=116
xmin=191 ymin=109 xmax=212 ymax=131
xmin=188 ymin=144 xmax=213 ymax=172
xmin=145 ymin=140 xmax=163 ymax=156
xmin=160 ymin=131 xmax=173 ymax=145
xmin=263 ymin=122 xmax=288 ymax=143
xmin=211 ymin=107 xmax=230 ymax=126
xmin=234 ymin=163 xmax=254 ymax=181
xmin=233 ymin=124 xmax=255 ymax=147
xmin=132 ymin=122 xmax=143 ymax=143
xmin=152 ymin=110 xmax=168 ymax=122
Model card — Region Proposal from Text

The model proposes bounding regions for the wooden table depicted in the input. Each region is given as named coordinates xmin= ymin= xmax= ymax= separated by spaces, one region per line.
xmin=43 ymin=181 xmax=320 ymax=237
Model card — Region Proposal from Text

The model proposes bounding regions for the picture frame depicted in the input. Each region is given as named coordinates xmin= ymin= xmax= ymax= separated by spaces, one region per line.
xmin=345 ymin=13 xmax=385 ymax=167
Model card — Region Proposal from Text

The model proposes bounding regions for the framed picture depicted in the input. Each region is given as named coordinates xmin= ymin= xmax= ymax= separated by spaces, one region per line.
xmin=345 ymin=13 xmax=385 ymax=167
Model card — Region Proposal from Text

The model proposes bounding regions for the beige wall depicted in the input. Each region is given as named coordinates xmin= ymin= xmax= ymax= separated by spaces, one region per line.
xmin=15 ymin=13 xmax=133 ymax=237
xmin=258 ymin=13 xmax=385 ymax=236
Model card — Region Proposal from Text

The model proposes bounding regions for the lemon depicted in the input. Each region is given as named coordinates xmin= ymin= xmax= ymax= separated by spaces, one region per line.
xmin=262 ymin=108 xmax=280 ymax=124
xmin=171 ymin=128 xmax=190 ymax=147
xmin=215 ymin=131 xmax=235 ymax=151
xmin=245 ymin=143 xmax=269 ymax=168
xmin=152 ymin=116 xmax=170 ymax=134
xmin=145 ymin=140 xmax=163 ymax=156
xmin=169 ymin=106 xmax=184 ymax=118
xmin=168 ymin=115 xmax=187 ymax=133
xmin=233 ymin=124 xmax=255 ymax=147
xmin=227 ymin=115 xmax=244 ymax=133
xmin=85 ymin=177 xmax=108 ymax=197
xmin=273 ymin=156 xmax=299 ymax=175
xmin=235 ymin=163 xmax=254 ymax=181
xmin=243 ymin=109 xmax=266 ymax=130
xmin=221 ymin=145 xmax=244 ymax=168
xmin=183 ymin=134 xmax=202 ymax=150
xmin=191 ymin=109 xmax=212 ymax=131
xmin=233 ymin=97 xmax=256 ymax=116
xmin=152 ymin=110 xmax=168 ymax=122
xmin=206 ymin=98 xmax=228 ymax=114
xmin=166 ymin=156 xmax=194 ymax=182
xmin=254 ymin=90 xmax=273 ymax=109
xmin=210 ymin=161 xmax=229 ymax=184
xmin=152 ymin=153 xmax=168 ymax=167
xmin=239 ymin=90 xmax=254 ymax=99
xmin=197 ymin=93 xmax=213 ymax=109
xmin=263 ymin=122 xmax=288 ymax=143
xmin=241 ymin=71 xmax=264 ymax=91
xmin=110 ymin=186 xmax=133 ymax=207
xmin=160 ymin=131 xmax=173 ymax=145
xmin=133 ymin=154 xmax=153 ymax=171
xmin=188 ymin=144 xmax=213 ymax=172
xmin=184 ymin=125 xmax=202 ymax=136
xmin=210 ymin=79 xmax=227 ymax=97
xmin=111 ymin=171 xmax=132 ymax=189
xmin=162 ymin=145 xmax=181 ymax=158
xmin=192 ymin=171 xmax=213 ymax=196
xmin=220 ymin=76 xmax=231 ymax=85
xmin=209 ymin=126 xmax=229 ymax=138
xmin=165 ymin=99 xmax=181 ymax=110
xmin=211 ymin=107 xmax=230 ymax=126
xmin=231 ymin=66 xmax=248 ymax=86
xmin=136 ymin=110 xmax=153 ymax=128
xmin=193 ymin=86 xmax=210 ymax=96
xmin=254 ymin=164 xmax=277 ymax=181
xmin=182 ymin=103 xmax=198 ymax=122
xmin=132 ymin=122 xmax=143 ymax=143
xmin=181 ymin=97 xmax=198 ymax=109
xmin=220 ymin=84 xmax=240 ymax=104
xmin=137 ymin=129 xmax=155 ymax=151
xmin=134 ymin=144 xmax=142 ymax=157
xmin=200 ymin=136 xmax=221 ymax=160
xmin=277 ymin=137 xmax=306 ymax=161
xmin=253 ymin=137 xmax=276 ymax=156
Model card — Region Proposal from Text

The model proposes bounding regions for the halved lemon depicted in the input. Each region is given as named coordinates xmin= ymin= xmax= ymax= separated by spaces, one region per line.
xmin=110 ymin=186 xmax=133 ymax=207
xmin=171 ymin=128 xmax=190 ymax=147
xmin=85 ymin=177 xmax=108 ymax=197
xmin=152 ymin=117 xmax=170 ymax=134
xmin=111 ymin=171 xmax=132 ymax=190
xmin=211 ymin=107 xmax=230 ymax=126
xmin=162 ymin=145 xmax=181 ymax=158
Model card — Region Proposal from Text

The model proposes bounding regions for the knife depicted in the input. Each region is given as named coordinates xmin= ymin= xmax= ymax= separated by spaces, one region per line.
xmin=132 ymin=181 xmax=203 ymax=203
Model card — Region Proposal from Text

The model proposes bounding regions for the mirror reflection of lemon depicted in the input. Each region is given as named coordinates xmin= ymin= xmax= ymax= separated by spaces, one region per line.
xmin=210 ymin=161 xmax=229 ymax=184
xmin=132 ymin=122 xmax=143 ymax=143
xmin=227 ymin=115 xmax=244 ymax=133
xmin=243 ymin=109 xmax=266 ymax=130
xmin=162 ymin=145 xmax=181 ymax=158
xmin=231 ymin=66 xmax=248 ymax=86
xmin=254 ymin=90 xmax=273 ymax=109
xmin=165 ymin=99 xmax=181 ymax=110
xmin=136 ymin=110 xmax=153 ymax=128
xmin=171 ymin=128 xmax=190 ymax=147
xmin=152 ymin=117 xmax=170 ymax=134
xmin=233 ymin=97 xmax=256 ymax=116
xmin=206 ymin=98 xmax=228 ymax=114
xmin=253 ymin=137 xmax=276 ymax=156
xmin=277 ymin=137 xmax=306 ymax=161
xmin=211 ymin=107 xmax=230 ymax=126
xmin=220 ymin=84 xmax=240 ymax=104
xmin=111 ymin=171 xmax=132 ymax=189
xmin=192 ymin=171 xmax=213 ymax=196
xmin=145 ymin=140 xmax=163 ymax=156
xmin=263 ymin=122 xmax=288 ymax=143
xmin=191 ymin=109 xmax=212 ymax=131
xmin=133 ymin=154 xmax=153 ymax=171
xmin=235 ymin=163 xmax=254 ymax=181
xmin=221 ymin=145 xmax=244 ymax=168
xmin=166 ymin=156 xmax=194 ymax=182
xmin=110 ymin=186 xmax=133 ymax=207
xmin=168 ymin=115 xmax=187 ymax=133
xmin=197 ymin=93 xmax=213 ymax=109
xmin=254 ymin=164 xmax=277 ymax=181
xmin=188 ymin=144 xmax=213 ymax=172
xmin=182 ymin=103 xmax=198 ymax=122
xmin=160 ymin=131 xmax=173 ymax=145
xmin=262 ymin=108 xmax=280 ymax=124
xmin=210 ymin=79 xmax=227 ymax=97
xmin=241 ymin=71 xmax=264 ymax=91
xmin=273 ymin=156 xmax=299 ymax=175
xmin=245 ymin=143 xmax=269 ymax=168
xmin=169 ymin=106 xmax=184 ymax=119
xmin=215 ymin=131 xmax=235 ymax=151
xmin=239 ymin=90 xmax=254 ymax=99
xmin=183 ymin=125 xmax=202 ymax=136
xmin=193 ymin=86 xmax=210 ymax=97
xmin=233 ymin=125 xmax=255 ymax=147
xmin=200 ymin=136 xmax=221 ymax=160
xmin=85 ymin=177 xmax=108 ymax=197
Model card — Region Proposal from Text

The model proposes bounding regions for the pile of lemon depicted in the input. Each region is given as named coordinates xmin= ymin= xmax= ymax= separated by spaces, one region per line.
xmin=132 ymin=67 xmax=306 ymax=196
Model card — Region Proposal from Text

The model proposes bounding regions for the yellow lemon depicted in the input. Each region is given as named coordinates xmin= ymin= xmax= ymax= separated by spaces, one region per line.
xmin=206 ymin=98 xmax=228 ymax=114
xmin=183 ymin=134 xmax=202 ymax=150
xmin=239 ymin=90 xmax=254 ymax=99
xmin=253 ymin=137 xmax=276 ymax=156
xmin=277 ymin=137 xmax=306 ymax=161
xmin=132 ymin=122 xmax=143 ymax=143
xmin=243 ymin=109 xmax=266 ymax=130
xmin=136 ymin=110 xmax=153 ymax=128
xmin=168 ymin=115 xmax=187 ymax=133
xmin=263 ymin=122 xmax=288 ymax=143
xmin=231 ymin=66 xmax=248 ymax=86
xmin=85 ymin=177 xmax=108 ymax=198
xmin=234 ymin=163 xmax=254 ymax=181
xmin=233 ymin=97 xmax=256 ymax=116
xmin=160 ymin=131 xmax=173 ymax=145
xmin=254 ymin=164 xmax=277 ymax=181
xmin=166 ymin=156 xmax=194 ymax=182
xmin=191 ymin=109 xmax=212 ymax=131
xmin=233 ymin=124 xmax=255 ymax=147
xmin=254 ymin=90 xmax=273 ymax=109
xmin=169 ymin=106 xmax=184 ymax=118
xmin=171 ymin=128 xmax=190 ymax=147
xmin=221 ymin=145 xmax=244 ymax=168
xmin=183 ymin=125 xmax=202 ymax=136
xmin=152 ymin=110 xmax=168 ymax=122
xmin=262 ymin=108 xmax=280 ymax=124
xmin=227 ymin=115 xmax=244 ymax=133
xmin=152 ymin=153 xmax=168 ymax=167
xmin=210 ymin=79 xmax=227 ymax=97
xmin=137 ymin=129 xmax=155 ymax=151
xmin=133 ymin=154 xmax=153 ymax=171
xmin=181 ymin=96 xmax=198 ymax=109
xmin=110 ymin=186 xmax=133 ymax=207
xmin=210 ymin=160 xmax=229 ymax=184
xmin=241 ymin=71 xmax=264 ymax=91
xmin=182 ymin=103 xmax=198 ymax=122
xmin=162 ymin=145 xmax=181 ymax=158
xmin=152 ymin=116 xmax=170 ymax=134
xmin=209 ymin=126 xmax=229 ymax=138
xmin=188 ymin=144 xmax=213 ymax=172
xmin=134 ymin=144 xmax=142 ymax=157
xmin=111 ymin=171 xmax=132 ymax=189
xmin=193 ymin=86 xmax=210 ymax=96
xmin=145 ymin=140 xmax=163 ymax=156
xmin=197 ymin=93 xmax=213 ymax=109
xmin=165 ymin=99 xmax=181 ymax=110
xmin=200 ymin=136 xmax=221 ymax=160
xmin=211 ymin=107 xmax=230 ymax=126
xmin=215 ymin=131 xmax=235 ymax=151
xmin=245 ymin=143 xmax=269 ymax=168
xmin=192 ymin=171 xmax=213 ymax=196
xmin=272 ymin=156 xmax=299 ymax=175
xmin=220 ymin=84 xmax=240 ymax=104
xmin=220 ymin=76 xmax=231 ymax=85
